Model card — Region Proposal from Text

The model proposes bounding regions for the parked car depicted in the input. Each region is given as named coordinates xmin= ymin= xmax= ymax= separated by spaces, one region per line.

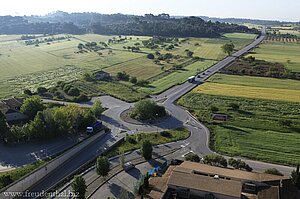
xmin=124 ymin=162 xmax=135 ymax=171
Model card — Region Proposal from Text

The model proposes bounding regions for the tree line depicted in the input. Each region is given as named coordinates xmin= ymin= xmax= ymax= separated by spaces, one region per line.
xmin=0 ymin=13 xmax=258 ymax=37
xmin=0 ymin=96 xmax=104 ymax=143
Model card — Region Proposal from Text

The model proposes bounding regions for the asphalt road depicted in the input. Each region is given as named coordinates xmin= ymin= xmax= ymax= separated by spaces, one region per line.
xmin=17 ymin=27 xmax=296 ymax=198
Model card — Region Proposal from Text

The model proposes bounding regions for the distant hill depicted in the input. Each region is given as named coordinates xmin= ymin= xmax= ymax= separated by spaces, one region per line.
xmin=0 ymin=12 xmax=259 ymax=37
xmin=174 ymin=15 xmax=299 ymax=26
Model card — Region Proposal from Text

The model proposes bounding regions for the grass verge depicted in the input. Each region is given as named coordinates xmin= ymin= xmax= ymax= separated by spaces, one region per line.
xmin=104 ymin=128 xmax=190 ymax=157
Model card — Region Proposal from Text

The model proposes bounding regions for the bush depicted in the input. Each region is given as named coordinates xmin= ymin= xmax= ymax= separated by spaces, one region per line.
xmin=68 ymin=87 xmax=80 ymax=96
xmin=130 ymin=77 xmax=138 ymax=84
xmin=160 ymin=131 xmax=171 ymax=138
xmin=116 ymin=71 xmax=130 ymax=81
xmin=23 ymin=89 xmax=32 ymax=96
xmin=185 ymin=153 xmax=200 ymax=162
xmin=279 ymin=119 xmax=292 ymax=127
xmin=147 ymin=53 xmax=155 ymax=59
xmin=74 ymin=94 xmax=89 ymax=102
xmin=131 ymin=99 xmax=166 ymax=120
xmin=136 ymin=80 xmax=149 ymax=87
xmin=229 ymin=103 xmax=240 ymax=111
xmin=0 ymin=175 xmax=13 ymax=188
xmin=126 ymin=135 xmax=137 ymax=144
xmin=37 ymin=87 xmax=47 ymax=94
xmin=228 ymin=158 xmax=252 ymax=172
xmin=142 ymin=140 xmax=153 ymax=160
xmin=264 ymin=168 xmax=284 ymax=176
xmin=203 ymin=154 xmax=227 ymax=168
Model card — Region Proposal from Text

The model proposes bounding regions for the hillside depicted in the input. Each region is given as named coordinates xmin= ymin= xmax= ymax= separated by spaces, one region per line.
xmin=0 ymin=12 xmax=258 ymax=37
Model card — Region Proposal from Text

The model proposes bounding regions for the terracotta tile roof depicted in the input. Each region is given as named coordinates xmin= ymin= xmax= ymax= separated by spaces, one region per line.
xmin=175 ymin=162 xmax=288 ymax=182
xmin=168 ymin=169 xmax=243 ymax=198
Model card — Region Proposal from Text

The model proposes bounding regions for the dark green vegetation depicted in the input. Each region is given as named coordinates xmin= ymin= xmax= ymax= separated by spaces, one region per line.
xmin=185 ymin=153 xmax=201 ymax=163
xmin=221 ymin=56 xmax=300 ymax=80
xmin=1 ymin=96 xmax=103 ymax=143
xmin=203 ymin=154 xmax=228 ymax=168
xmin=228 ymin=158 xmax=252 ymax=172
xmin=0 ymin=13 xmax=257 ymax=37
xmin=179 ymin=93 xmax=300 ymax=165
xmin=221 ymin=43 xmax=235 ymax=55
xmin=71 ymin=176 xmax=87 ymax=199
xmin=96 ymin=156 xmax=110 ymax=177
xmin=133 ymin=173 xmax=150 ymax=197
xmin=130 ymin=99 xmax=166 ymax=120
xmin=291 ymin=165 xmax=300 ymax=189
xmin=0 ymin=159 xmax=49 ymax=189
xmin=141 ymin=140 xmax=153 ymax=160
xmin=104 ymin=128 xmax=190 ymax=157
xmin=264 ymin=168 xmax=284 ymax=176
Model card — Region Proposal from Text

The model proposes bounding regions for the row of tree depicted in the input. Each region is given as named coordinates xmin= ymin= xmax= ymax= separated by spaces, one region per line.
xmin=0 ymin=96 xmax=104 ymax=143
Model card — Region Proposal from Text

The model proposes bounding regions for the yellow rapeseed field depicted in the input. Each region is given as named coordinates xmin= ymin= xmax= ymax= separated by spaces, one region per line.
xmin=194 ymin=83 xmax=300 ymax=103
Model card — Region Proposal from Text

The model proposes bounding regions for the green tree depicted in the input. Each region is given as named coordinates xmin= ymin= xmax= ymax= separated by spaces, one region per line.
xmin=37 ymin=87 xmax=47 ymax=95
xmin=29 ymin=112 xmax=47 ymax=139
xmin=142 ymin=140 xmax=153 ymax=160
xmin=0 ymin=175 xmax=13 ymax=188
xmin=20 ymin=96 xmax=45 ymax=119
xmin=147 ymin=53 xmax=155 ymax=59
xmin=119 ymin=151 xmax=125 ymax=169
xmin=68 ymin=87 xmax=80 ymax=96
xmin=81 ymin=110 xmax=96 ymax=128
xmin=71 ymin=175 xmax=87 ymax=199
xmin=130 ymin=76 xmax=138 ymax=84
xmin=131 ymin=99 xmax=166 ymax=120
xmin=291 ymin=165 xmax=300 ymax=189
xmin=221 ymin=43 xmax=235 ymax=55
xmin=264 ymin=168 xmax=284 ymax=176
xmin=96 ymin=156 xmax=110 ymax=176
xmin=185 ymin=153 xmax=201 ymax=162
xmin=82 ymin=73 xmax=94 ymax=82
xmin=23 ymin=89 xmax=32 ymax=96
xmin=229 ymin=103 xmax=240 ymax=111
xmin=0 ymin=112 xmax=9 ymax=138
xmin=203 ymin=154 xmax=227 ymax=168
xmin=91 ymin=101 xmax=104 ymax=117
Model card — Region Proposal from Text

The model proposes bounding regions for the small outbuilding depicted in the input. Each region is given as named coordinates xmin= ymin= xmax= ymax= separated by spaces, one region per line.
xmin=211 ymin=114 xmax=228 ymax=121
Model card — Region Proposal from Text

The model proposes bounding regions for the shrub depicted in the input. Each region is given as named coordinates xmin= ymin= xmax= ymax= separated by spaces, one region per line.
xmin=160 ymin=131 xmax=171 ymax=138
xmin=229 ymin=103 xmax=240 ymax=111
xmin=147 ymin=53 xmax=155 ymax=59
xmin=37 ymin=87 xmax=47 ymax=94
xmin=68 ymin=87 xmax=80 ymax=96
xmin=23 ymin=89 xmax=32 ymax=96
xmin=210 ymin=106 xmax=219 ymax=113
xmin=130 ymin=77 xmax=138 ymax=84
xmin=185 ymin=153 xmax=200 ymax=162
xmin=264 ymin=168 xmax=284 ymax=176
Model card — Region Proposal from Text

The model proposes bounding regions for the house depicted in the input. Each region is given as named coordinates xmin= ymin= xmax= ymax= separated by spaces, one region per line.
xmin=93 ymin=70 xmax=111 ymax=81
xmin=0 ymin=97 xmax=28 ymax=125
xmin=211 ymin=114 xmax=228 ymax=121
xmin=147 ymin=161 xmax=298 ymax=199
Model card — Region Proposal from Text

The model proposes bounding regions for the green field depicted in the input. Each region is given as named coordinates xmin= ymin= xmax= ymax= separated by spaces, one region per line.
xmin=0 ymin=33 xmax=256 ymax=99
xmin=208 ymin=74 xmax=300 ymax=90
xmin=179 ymin=92 xmax=300 ymax=166
xmin=251 ymin=41 xmax=300 ymax=72
xmin=140 ymin=60 xmax=215 ymax=94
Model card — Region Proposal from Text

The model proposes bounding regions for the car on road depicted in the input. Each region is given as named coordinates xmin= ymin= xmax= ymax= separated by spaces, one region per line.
xmin=124 ymin=162 xmax=135 ymax=171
